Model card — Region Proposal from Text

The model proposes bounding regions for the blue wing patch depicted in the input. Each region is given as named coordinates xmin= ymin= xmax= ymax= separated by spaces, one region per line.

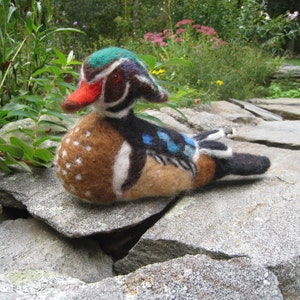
xmin=157 ymin=130 xmax=180 ymax=154
xmin=142 ymin=133 xmax=153 ymax=145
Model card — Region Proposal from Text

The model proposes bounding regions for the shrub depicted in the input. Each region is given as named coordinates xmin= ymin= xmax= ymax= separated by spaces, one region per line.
xmin=132 ymin=19 xmax=280 ymax=104
xmin=0 ymin=0 xmax=82 ymax=172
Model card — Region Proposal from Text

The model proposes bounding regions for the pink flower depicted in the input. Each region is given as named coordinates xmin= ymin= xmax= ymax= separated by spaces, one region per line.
xmin=175 ymin=37 xmax=184 ymax=43
xmin=176 ymin=28 xmax=186 ymax=35
xmin=144 ymin=32 xmax=155 ymax=41
xmin=153 ymin=37 xmax=164 ymax=44
xmin=192 ymin=24 xmax=201 ymax=29
xmin=163 ymin=29 xmax=172 ymax=38
xmin=175 ymin=19 xmax=194 ymax=27
xmin=197 ymin=26 xmax=217 ymax=36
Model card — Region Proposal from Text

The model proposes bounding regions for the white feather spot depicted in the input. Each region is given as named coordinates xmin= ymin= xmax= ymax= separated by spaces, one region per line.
xmin=75 ymin=127 xmax=80 ymax=133
xmin=73 ymin=141 xmax=80 ymax=146
xmin=85 ymin=131 xmax=91 ymax=137
xmin=62 ymin=169 xmax=67 ymax=176
xmin=75 ymin=174 xmax=82 ymax=181
xmin=112 ymin=141 xmax=131 ymax=199
xmin=66 ymin=163 xmax=72 ymax=169
xmin=85 ymin=145 xmax=92 ymax=151
xmin=62 ymin=150 xmax=67 ymax=158
xmin=65 ymin=138 xmax=71 ymax=144
xmin=84 ymin=191 xmax=92 ymax=197
xmin=75 ymin=157 xmax=82 ymax=165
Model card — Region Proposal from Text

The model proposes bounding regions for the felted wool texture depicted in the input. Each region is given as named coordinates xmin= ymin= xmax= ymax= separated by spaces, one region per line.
xmin=122 ymin=156 xmax=194 ymax=201
xmin=56 ymin=112 xmax=124 ymax=204
xmin=193 ymin=154 xmax=217 ymax=188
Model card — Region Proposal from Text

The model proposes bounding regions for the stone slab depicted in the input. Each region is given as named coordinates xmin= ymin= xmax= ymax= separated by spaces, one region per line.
xmin=0 ymin=218 xmax=113 ymax=283
xmin=228 ymin=98 xmax=283 ymax=121
xmin=114 ymin=142 xmax=300 ymax=298
xmin=206 ymin=100 xmax=259 ymax=124
xmin=161 ymin=107 xmax=235 ymax=133
xmin=274 ymin=64 xmax=300 ymax=78
xmin=0 ymin=255 xmax=283 ymax=300
xmin=249 ymin=98 xmax=300 ymax=120
xmin=0 ymin=168 xmax=173 ymax=237
xmin=231 ymin=120 xmax=300 ymax=149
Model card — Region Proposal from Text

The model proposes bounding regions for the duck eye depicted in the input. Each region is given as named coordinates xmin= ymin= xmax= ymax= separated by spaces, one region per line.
xmin=111 ymin=70 xmax=122 ymax=84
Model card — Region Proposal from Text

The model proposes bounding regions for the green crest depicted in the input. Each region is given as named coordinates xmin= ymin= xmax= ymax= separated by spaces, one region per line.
xmin=87 ymin=47 xmax=142 ymax=68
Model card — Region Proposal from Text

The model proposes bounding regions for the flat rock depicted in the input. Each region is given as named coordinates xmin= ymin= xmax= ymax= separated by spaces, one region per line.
xmin=231 ymin=120 xmax=300 ymax=149
xmin=114 ymin=142 xmax=300 ymax=299
xmin=161 ymin=107 xmax=235 ymax=133
xmin=0 ymin=255 xmax=283 ymax=299
xmin=0 ymin=218 xmax=113 ymax=283
xmin=228 ymin=98 xmax=283 ymax=121
xmin=203 ymin=100 xmax=260 ymax=124
xmin=0 ymin=168 xmax=173 ymax=237
xmin=249 ymin=98 xmax=300 ymax=120
xmin=274 ymin=64 xmax=300 ymax=78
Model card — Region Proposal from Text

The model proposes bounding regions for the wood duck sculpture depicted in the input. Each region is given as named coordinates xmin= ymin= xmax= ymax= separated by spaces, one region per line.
xmin=56 ymin=47 xmax=270 ymax=204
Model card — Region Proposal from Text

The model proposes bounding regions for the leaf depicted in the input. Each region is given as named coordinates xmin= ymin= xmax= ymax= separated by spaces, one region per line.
xmin=7 ymin=109 xmax=37 ymax=120
xmin=138 ymin=112 xmax=165 ymax=126
xmin=33 ymin=136 xmax=61 ymax=147
xmin=52 ymin=48 xmax=67 ymax=65
xmin=0 ymin=143 xmax=24 ymax=159
xmin=0 ymin=159 xmax=12 ymax=173
xmin=10 ymin=137 xmax=34 ymax=160
xmin=159 ymin=58 xmax=192 ymax=68
xmin=138 ymin=54 xmax=157 ymax=70
xmin=165 ymin=103 xmax=188 ymax=121
xmin=7 ymin=4 xmax=17 ymax=23
xmin=40 ymin=109 xmax=74 ymax=124
xmin=32 ymin=160 xmax=53 ymax=168
xmin=15 ymin=161 xmax=32 ymax=172
xmin=67 ymin=50 xmax=74 ymax=65
xmin=34 ymin=148 xmax=54 ymax=163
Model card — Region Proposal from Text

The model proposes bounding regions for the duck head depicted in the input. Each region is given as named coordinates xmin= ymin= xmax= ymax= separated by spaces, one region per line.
xmin=61 ymin=47 xmax=168 ymax=118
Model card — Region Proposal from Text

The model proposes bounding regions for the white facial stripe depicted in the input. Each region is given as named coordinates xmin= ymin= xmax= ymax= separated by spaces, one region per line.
xmin=134 ymin=74 xmax=154 ymax=88
xmin=104 ymin=82 xmax=130 ymax=108
xmin=112 ymin=141 xmax=132 ymax=199
xmin=104 ymin=101 xmax=136 ymax=119
xmin=79 ymin=66 xmax=85 ymax=82
xmin=90 ymin=58 xmax=128 ymax=82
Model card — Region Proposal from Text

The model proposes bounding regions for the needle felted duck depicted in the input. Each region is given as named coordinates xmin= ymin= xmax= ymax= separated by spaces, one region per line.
xmin=56 ymin=47 xmax=270 ymax=205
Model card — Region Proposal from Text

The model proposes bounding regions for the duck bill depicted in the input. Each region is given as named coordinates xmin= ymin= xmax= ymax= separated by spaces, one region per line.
xmin=61 ymin=80 xmax=103 ymax=112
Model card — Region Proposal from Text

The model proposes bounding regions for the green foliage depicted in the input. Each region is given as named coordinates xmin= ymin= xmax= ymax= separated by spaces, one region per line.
xmin=132 ymin=20 xmax=280 ymax=103
xmin=0 ymin=0 xmax=81 ymax=173
xmin=48 ymin=0 xmax=300 ymax=56
xmin=268 ymin=80 xmax=300 ymax=98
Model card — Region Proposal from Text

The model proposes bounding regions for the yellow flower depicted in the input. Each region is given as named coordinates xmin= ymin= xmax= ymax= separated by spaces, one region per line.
xmin=151 ymin=69 xmax=165 ymax=75
xmin=215 ymin=80 xmax=224 ymax=86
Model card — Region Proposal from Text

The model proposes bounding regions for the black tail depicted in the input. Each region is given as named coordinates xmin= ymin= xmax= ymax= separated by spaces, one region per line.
xmin=214 ymin=153 xmax=271 ymax=179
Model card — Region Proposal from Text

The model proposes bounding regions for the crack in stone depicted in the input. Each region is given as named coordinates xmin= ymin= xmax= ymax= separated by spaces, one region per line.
xmin=113 ymin=238 xmax=249 ymax=275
